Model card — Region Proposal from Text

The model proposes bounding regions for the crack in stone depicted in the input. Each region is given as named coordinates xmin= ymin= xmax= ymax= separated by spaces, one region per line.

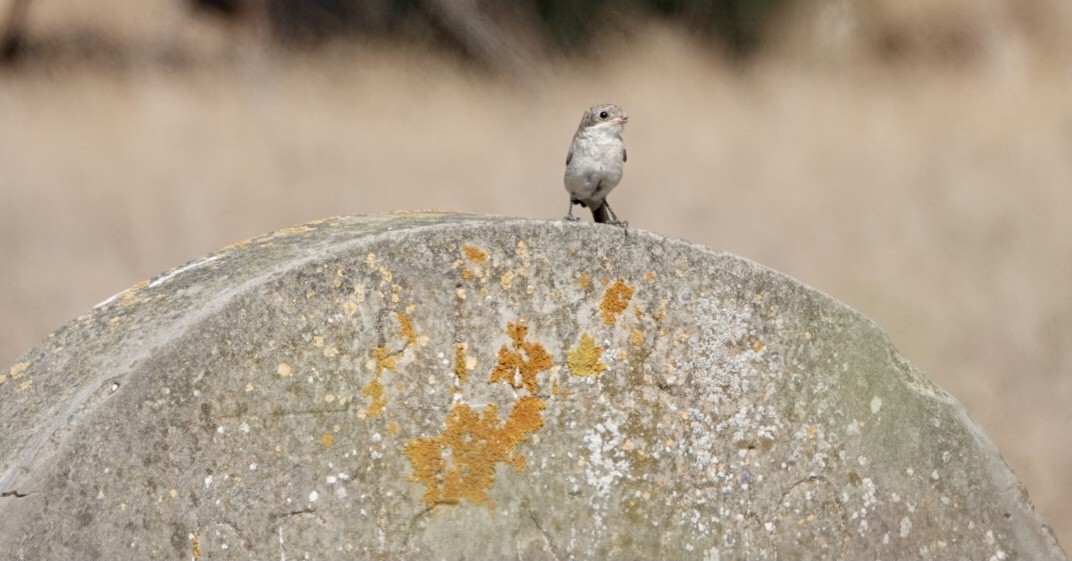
xmin=278 ymin=508 xmax=318 ymax=519
xmin=528 ymin=507 xmax=565 ymax=561
xmin=399 ymin=506 xmax=434 ymax=552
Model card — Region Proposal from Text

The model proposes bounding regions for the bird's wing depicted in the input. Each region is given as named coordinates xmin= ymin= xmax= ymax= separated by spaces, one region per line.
xmin=566 ymin=148 xmax=573 ymax=165
xmin=623 ymin=148 xmax=627 ymax=163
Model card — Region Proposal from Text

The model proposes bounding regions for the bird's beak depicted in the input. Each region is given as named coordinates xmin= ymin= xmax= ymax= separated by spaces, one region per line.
xmin=615 ymin=115 xmax=629 ymax=125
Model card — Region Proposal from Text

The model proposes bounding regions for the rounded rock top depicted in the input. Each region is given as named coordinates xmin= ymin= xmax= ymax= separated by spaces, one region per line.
xmin=0 ymin=212 xmax=1065 ymax=560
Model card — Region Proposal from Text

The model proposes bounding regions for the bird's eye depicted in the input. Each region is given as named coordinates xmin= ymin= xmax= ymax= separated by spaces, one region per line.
xmin=599 ymin=111 xmax=608 ymax=119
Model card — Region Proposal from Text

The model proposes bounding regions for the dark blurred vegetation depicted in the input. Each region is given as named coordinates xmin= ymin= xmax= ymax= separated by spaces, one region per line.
xmin=1 ymin=0 xmax=785 ymax=67
xmin=533 ymin=0 xmax=782 ymax=54
xmin=8 ymin=0 xmax=1060 ymax=72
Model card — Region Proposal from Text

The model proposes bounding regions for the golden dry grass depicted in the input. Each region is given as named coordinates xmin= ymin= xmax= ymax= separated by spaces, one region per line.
xmin=1 ymin=0 xmax=1070 ymax=549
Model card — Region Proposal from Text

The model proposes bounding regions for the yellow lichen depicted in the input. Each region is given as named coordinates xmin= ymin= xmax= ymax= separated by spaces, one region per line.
xmin=322 ymin=431 xmax=335 ymax=448
xmin=404 ymin=396 xmax=546 ymax=509
xmin=629 ymin=327 xmax=646 ymax=347
xmin=453 ymin=343 xmax=469 ymax=383
xmin=396 ymin=311 xmax=418 ymax=347
xmin=500 ymin=270 xmax=515 ymax=290
xmin=516 ymin=239 xmax=531 ymax=267
xmin=362 ymin=378 xmax=386 ymax=417
xmin=372 ymin=345 xmax=399 ymax=375
xmin=567 ymin=333 xmax=607 ymax=376
xmin=3 ymin=362 xmax=30 ymax=385
xmin=578 ymin=272 xmax=592 ymax=290
xmin=278 ymin=225 xmax=315 ymax=235
xmin=361 ymin=344 xmax=401 ymax=417
xmin=488 ymin=322 xmax=553 ymax=393
xmin=600 ymin=278 xmax=635 ymax=325
xmin=461 ymin=244 xmax=488 ymax=266
xmin=119 ymin=279 xmax=150 ymax=304
xmin=276 ymin=362 xmax=292 ymax=378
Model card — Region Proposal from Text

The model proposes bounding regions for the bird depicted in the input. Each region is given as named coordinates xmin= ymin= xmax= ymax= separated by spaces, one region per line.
xmin=563 ymin=103 xmax=628 ymax=225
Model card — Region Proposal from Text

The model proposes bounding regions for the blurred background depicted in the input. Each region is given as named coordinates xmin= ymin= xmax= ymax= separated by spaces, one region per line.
xmin=1 ymin=0 xmax=1070 ymax=548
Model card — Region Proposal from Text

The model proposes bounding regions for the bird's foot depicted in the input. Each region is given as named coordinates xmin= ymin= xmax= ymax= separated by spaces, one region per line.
xmin=563 ymin=214 xmax=580 ymax=222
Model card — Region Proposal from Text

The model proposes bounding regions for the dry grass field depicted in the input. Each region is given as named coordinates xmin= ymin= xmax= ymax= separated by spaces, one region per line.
xmin=1 ymin=0 xmax=1070 ymax=550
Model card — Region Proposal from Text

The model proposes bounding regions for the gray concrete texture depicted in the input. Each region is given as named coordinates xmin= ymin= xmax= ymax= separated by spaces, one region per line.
xmin=0 ymin=212 xmax=1065 ymax=560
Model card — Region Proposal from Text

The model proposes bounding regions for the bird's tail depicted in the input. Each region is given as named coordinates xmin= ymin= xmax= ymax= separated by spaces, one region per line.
xmin=591 ymin=203 xmax=611 ymax=223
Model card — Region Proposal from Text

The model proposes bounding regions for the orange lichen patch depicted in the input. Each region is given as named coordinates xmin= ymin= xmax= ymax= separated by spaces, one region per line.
xmin=600 ymin=278 xmax=635 ymax=325
xmin=1 ymin=361 xmax=29 ymax=385
xmin=322 ymin=431 xmax=335 ymax=448
xmin=404 ymin=396 xmax=546 ymax=508
xmin=645 ymin=270 xmax=656 ymax=282
xmin=277 ymin=225 xmax=315 ymax=236
xmin=362 ymin=378 xmax=386 ymax=417
xmin=753 ymin=339 xmax=765 ymax=352
xmin=372 ymin=345 xmax=399 ymax=375
xmin=453 ymin=343 xmax=470 ymax=383
xmin=578 ymin=272 xmax=592 ymax=290
xmin=192 ymin=531 xmax=201 ymax=561
xmin=119 ymin=279 xmax=150 ymax=303
xmin=365 ymin=252 xmax=395 ymax=282
xmin=362 ymin=344 xmax=401 ymax=417
xmin=567 ymin=333 xmax=607 ymax=376
xmin=461 ymin=244 xmax=488 ymax=266
xmin=515 ymin=239 xmax=531 ymax=267
xmin=629 ymin=328 xmax=646 ymax=347
xmin=500 ymin=270 xmax=515 ymax=290
xmin=396 ymin=311 xmax=418 ymax=347
xmin=488 ymin=322 xmax=553 ymax=393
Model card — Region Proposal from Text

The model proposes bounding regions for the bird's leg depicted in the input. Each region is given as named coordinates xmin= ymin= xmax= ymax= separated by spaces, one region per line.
xmin=603 ymin=200 xmax=628 ymax=228
xmin=564 ymin=199 xmax=580 ymax=221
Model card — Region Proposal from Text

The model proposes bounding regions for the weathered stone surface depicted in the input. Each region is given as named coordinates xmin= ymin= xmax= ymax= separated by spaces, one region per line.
xmin=0 ymin=212 xmax=1065 ymax=560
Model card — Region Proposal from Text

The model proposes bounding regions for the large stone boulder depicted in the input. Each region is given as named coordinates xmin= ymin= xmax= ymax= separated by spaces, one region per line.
xmin=0 ymin=212 xmax=1065 ymax=560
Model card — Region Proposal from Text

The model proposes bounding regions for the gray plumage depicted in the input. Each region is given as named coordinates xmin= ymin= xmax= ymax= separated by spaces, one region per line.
xmin=563 ymin=103 xmax=628 ymax=225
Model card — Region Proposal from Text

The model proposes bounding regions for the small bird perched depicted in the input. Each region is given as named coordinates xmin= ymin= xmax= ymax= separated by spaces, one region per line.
xmin=563 ymin=103 xmax=628 ymax=225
